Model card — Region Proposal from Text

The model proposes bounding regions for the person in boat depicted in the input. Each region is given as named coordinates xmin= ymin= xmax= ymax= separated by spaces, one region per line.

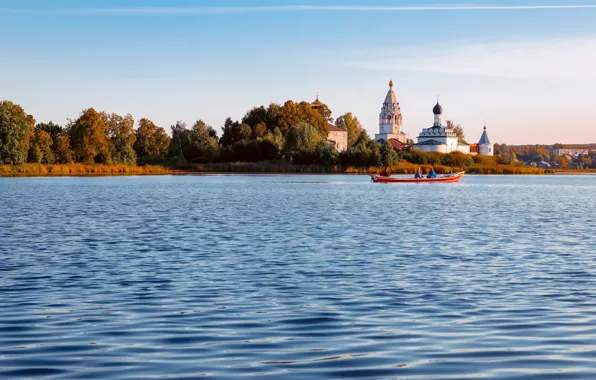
xmin=414 ymin=168 xmax=422 ymax=179
xmin=427 ymin=168 xmax=437 ymax=179
xmin=379 ymin=167 xmax=391 ymax=177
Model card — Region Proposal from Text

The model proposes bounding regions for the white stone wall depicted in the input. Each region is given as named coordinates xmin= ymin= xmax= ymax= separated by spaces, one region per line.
xmin=418 ymin=136 xmax=448 ymax=145
xmin=328 ymin=131 xmax=348 ymax=152
xmin=415 ymin=144 xmax=448 ymax=154
xmin=479 ymin=144 xmax=494 ymax=156
xmin=457 ymin=145 xmax=471 ymax=154
xmin=446 ymin=136 xmax=459 ymax=153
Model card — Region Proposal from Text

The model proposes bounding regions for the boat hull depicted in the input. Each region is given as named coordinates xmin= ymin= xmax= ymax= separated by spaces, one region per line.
xmin=372 ymin=172 xmax=464 ymax=183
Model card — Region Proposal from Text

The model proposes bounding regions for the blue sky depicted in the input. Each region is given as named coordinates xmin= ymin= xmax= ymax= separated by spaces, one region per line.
xmin=1 ymin=0 xmax=595 ymax=144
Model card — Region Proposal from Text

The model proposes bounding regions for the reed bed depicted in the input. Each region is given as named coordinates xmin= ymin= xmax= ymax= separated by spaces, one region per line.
xmin=190 ymin=162 xmax=551 ymax=175
xmin=0 ymin=164 xmax=174 ymax=177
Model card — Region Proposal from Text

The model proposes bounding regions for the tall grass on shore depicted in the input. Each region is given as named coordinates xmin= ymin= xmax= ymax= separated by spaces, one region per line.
xmin=0 ymin=164 xmax=174 ymax=177
xmin=190 ymin=162 xmax=552 ymax=175
xmin=0 ymin=162 xmax=557 ymax=177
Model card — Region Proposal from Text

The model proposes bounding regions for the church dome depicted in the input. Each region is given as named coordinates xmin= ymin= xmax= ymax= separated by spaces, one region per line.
xmin=433 ymin=102 xmax=443 ymax=115
xmin=311 ymin=96 xmax=325 ymax=108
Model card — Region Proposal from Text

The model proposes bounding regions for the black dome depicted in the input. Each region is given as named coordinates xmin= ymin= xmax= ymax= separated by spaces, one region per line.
xmin=433 ymin=102 xmax=443 ymax=115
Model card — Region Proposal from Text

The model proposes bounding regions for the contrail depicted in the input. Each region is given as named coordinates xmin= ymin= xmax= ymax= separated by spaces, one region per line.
xmin=3 ymin=4 xmax=596 ymax=15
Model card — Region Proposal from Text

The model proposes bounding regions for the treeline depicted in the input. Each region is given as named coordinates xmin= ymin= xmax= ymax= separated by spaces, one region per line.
xmin=0 ymin=99 xmax=402 ymax=168
xmin=496 ymin=144 xmax=596 ymax=169
xmin=0 ymin=101 xmax=171 ymax=166
xmin=6 ymin=99 xmax=558 ymax=174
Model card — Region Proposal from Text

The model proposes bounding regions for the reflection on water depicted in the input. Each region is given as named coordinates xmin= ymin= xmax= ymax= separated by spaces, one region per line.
xmin=1 ymin=175 xmax=595 ymax=379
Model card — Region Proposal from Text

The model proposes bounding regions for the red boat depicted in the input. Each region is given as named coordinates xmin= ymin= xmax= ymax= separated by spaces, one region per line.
xmin=371 ymin=171 xmax=465 ymax=183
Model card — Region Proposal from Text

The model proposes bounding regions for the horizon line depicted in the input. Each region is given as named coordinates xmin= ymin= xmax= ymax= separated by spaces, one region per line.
xmin=3 ymin=4 xmax=596 ymax=15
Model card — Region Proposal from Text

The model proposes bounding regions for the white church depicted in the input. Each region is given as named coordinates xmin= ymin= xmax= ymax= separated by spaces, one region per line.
xmin=374 ymin=80 xmax=494 ymax=156
xmin=415 ymin=100 xmax=471 ymax=154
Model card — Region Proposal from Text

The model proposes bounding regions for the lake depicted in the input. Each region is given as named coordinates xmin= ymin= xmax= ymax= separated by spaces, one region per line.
xmin=1 ymin=174 xmax=595 ymax=379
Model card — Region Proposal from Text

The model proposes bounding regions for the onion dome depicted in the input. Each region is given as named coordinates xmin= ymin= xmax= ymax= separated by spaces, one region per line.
xmin=311 ymin=97 xmax=324 ymax=108
xmin=433 ymin=102 xmax=443 ymax=115
xmin=311 ymin=90 xmax=325 ymax=108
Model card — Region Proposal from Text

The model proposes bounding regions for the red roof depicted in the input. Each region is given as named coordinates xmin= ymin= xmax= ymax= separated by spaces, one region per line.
xmin=388 ymin=138 xmax=409 ymax=150
xmin=327 ymin=123 xmax=346 ymax=132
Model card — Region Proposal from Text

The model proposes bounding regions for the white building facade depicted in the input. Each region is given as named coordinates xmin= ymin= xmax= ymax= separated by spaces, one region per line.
xmin=375 ymin=80 xmax=409 ymax=144
xmin=414 ymin=101 xmax=470 ymax=154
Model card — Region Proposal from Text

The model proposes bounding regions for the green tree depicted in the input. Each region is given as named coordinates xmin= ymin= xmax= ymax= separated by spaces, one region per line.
xmin=284 ymin=122 xmax=323 ymax=154
xmin=36 ymin=122 xmax=65 ymax=145
xmin=0 ymin=101 xmax=35 ymax=164
xmin=335 ymin=112 xmax=364 ymax=147
xmin=54 ymin=135 xmax=73 ymax=163
xmin=103 ymin=112 xmax=136 ymax=165
xmin=447 ymin=120 xmax=467 ymax=144
xmin=236 ymin=123 xmax=252 ymax=142
xmin=264 ymin=127 xmax=284 ymax=151
xmin=242 ymin=106 xmax=269 ymax=128
xmin=220 ymin=118 xmax=237 ymax=147
xmin=314 ymin=104 xmax=334 ymax=123
xmin=134 ymin=118 xmax=171 ymax=161
xmin=380 ymin=140 xmax=398 ymax=167
xmin=510 ymin=151 xmax=518 ymax=164
xmin=316 ymin=142 xmax=339 ymax=165
xmin=189 ymin=120 xmax=219 ymax=163
xmin=253 ymin=122 xmax=267 ymax=139
xmin=28 ymin=129 xmax=54 ymax=163
xmin=339 ymin=130 xmax=381 ymax=167
xmin=170 ymin=121 xmax=192 ymax=164
xmin=68 ymin=108 xmax=109 ymax=163
xmin=278 ymin=100 xmax=328 ymax=136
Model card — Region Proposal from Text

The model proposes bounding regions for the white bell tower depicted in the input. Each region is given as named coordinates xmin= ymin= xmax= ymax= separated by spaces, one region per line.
xmin=375 ymin=80 xmax=408 ymax=143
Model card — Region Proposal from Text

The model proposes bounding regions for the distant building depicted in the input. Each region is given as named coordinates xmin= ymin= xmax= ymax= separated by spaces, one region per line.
xmin=469 ymin=143 xmax=479 ymax=155
xmin=311 ymin=94 xmax=348 ymax=152
xmin=537 ymin=161 xmax=551 ymax=169
xmin=327 ymin=123 xmax=348 ymax=152
xmin=375 ymin=81 xmax=409 ymax=144
xmin=388 ymin=138 xmax=409 ymax=152
xmin=554 ymin=148 xmax=590 ymax=157
xmin=414 ymin=100 xmax=470 ymax=154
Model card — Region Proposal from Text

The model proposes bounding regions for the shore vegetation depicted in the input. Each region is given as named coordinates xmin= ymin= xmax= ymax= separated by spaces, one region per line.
xmin=0 ymin=99 xmax=591 ymax=177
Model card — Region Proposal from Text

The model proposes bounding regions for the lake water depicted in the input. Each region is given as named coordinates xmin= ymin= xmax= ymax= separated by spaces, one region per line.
xmin=1 ymin=174 xmax=596 ymax=379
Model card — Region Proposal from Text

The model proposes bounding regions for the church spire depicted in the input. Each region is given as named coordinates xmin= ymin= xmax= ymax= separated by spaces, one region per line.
xmin=479 ymin=123 xmax=491 ymax=145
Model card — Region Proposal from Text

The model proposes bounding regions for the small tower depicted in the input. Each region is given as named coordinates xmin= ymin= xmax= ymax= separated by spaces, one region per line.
xmin=478 ymin=123 xmax=493 ymax=156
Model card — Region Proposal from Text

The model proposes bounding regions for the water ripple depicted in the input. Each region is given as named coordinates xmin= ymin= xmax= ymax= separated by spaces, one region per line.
xmin=0 ymin=175 xmax=595 ymax=379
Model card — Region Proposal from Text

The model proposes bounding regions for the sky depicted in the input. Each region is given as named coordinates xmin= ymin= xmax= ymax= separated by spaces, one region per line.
xmin=1 ymin=0 xmax=595 ymax=145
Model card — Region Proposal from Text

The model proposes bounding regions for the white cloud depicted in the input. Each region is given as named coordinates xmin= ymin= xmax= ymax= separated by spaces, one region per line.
xmin=3 ymin=4 xmax=596 ymax=15
xmin=340 ymin=37 xmax=596 ymax=82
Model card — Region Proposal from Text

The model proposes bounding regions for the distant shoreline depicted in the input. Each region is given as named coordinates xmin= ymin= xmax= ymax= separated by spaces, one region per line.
xmin=2 ymin=163 xmax=595 ymax=178
xmin=2 ymin=172 xmax=595 ymax=178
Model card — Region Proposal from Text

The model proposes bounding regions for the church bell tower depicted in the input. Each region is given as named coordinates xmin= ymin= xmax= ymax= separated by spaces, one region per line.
xmin=375 ymin=80 xmax=408 ymax=143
